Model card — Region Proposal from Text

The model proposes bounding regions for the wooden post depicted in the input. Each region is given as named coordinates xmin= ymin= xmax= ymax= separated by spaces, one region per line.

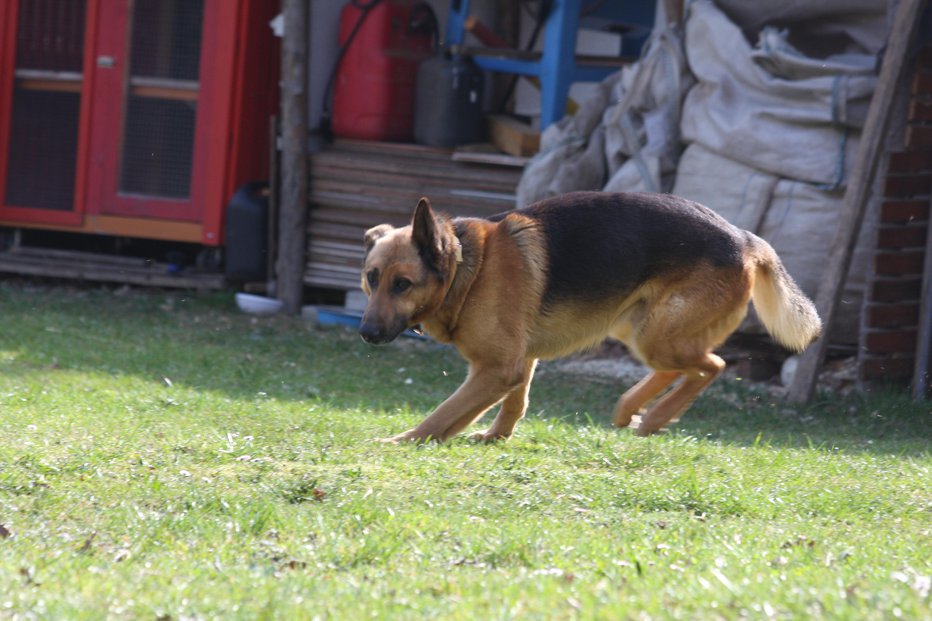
xmin=913 ymin=192 xmax=932 ymax=399
xmin=662 ymin=0 xmax=684 ymax=26
xmin=276 ymin=0 xmax=309 ymax=315
xmin=787 ymin=0 xmax=926 ymax=403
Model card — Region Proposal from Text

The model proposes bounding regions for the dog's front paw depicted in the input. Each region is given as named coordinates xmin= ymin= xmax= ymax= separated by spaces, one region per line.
xmin=469 ymin=428 xmax=511 ymax=443
xmin=634 ymin=421 xmax=668 ymax=437
xmin=375 ymin=429 xmax=434 ymax=444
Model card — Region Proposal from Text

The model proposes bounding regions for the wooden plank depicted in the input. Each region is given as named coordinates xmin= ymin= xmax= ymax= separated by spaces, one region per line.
xmin=486 ymin=115 xmax=540 ymax=157
xmin=304 ymin=272 xmax=360 ymax=290
xmin=314 ymin=138 xmax=523 ymax=170
xmin=787 ymin=0 xmax=927 ymax=403
xmin=310 ymin=151 xmax=522 ymax=188
xmin=83 ymin=215 xmax=203 ymax=243
xmin=330 ymin=138 xmax=454 ymax=158
xmin=453 ymin=141 xmax=531 ymax=166
xmin=14 ymin=69 xmax=82 ymax=93
xmin=913 ymin=193 xmax=932 ymax=399
xmin=309 ymin=183 xmax=514 ymax=214
xmin=0 ymin=254 xmax=224 ymax=289
xmin=307 ymin=185 xmax=515 ymax=215
xmin=306 ymin=256 xmax=363 ymax=274
xmin=662 ymin=0 xmax=684 ymax=25
xmin=129 ymin=77 xmax=198 ymax=101
xmin=130 ymin=85 xmax=198 ymax=102
xmin=16 ymin=78 xmax=82 ymax=93
xmin=307 ymin=244 xmax=362 ymax=260
xmin=10 ymin=246 xmax=162 ymax=267
xmin=310 ymin=211 xmax=409 ymax=231
xmin=310 ymin=174 xmax=517 ymax=204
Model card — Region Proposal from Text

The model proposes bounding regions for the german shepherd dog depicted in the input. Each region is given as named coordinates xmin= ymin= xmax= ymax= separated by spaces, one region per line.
xmin=360 ymin=191 xmax=820 ymax=443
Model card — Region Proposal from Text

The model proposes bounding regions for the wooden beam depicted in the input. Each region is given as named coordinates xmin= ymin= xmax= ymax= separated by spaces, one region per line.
xmin=129 ymin=77 xmax=199 ymax=102
xmin=787 ymin=0 xmax=928 ymax=402
xmin=662 ymin=0 xmax=684 ymax=26
xmin=913 ymin=192 xmax=932 ymax=399
xmin=0 ymin=248 xmax=224 ymax=290
xmin=276 ymin=0 xmax=309 ymax=315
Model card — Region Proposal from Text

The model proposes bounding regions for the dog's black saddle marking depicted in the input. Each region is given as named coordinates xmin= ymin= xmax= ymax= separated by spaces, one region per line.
xmin=518 ymin=192 xmax=746 ymax=306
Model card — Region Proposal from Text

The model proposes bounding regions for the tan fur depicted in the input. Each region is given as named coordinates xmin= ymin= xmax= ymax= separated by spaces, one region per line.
xmin=361 ymin=196 xmax=820 ymax=443
xmin=746 ymin=234 xmax=823 ymax=352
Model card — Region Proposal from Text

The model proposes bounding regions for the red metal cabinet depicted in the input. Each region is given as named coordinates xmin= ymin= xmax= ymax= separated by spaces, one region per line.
xmin=0 ymin=0 xmax=279 ymax=245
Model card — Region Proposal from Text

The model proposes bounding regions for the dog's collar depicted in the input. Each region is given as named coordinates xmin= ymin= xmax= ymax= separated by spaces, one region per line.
xmin=454 ymin=238 xmax=463 ymax=264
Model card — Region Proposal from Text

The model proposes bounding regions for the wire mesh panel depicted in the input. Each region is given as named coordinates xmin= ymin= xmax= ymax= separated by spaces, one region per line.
xmin=118 ymin=0 xmax=204 ymax=199
xmin=4 ymin=0 xmax=87 ymax=211
xmin=129 ymin=0 xmax=203 ymax=81
xmin=15 ymin=0 xmax=86 ymax=71
xmin=5 ymin=90 xmax=81 ymax=211
xmin=120 ymin=98 xmax=196 ymax=199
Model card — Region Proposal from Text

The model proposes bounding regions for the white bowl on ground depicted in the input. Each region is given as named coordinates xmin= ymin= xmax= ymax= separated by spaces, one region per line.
xmin=235 ymin=292 xmax=284 ymax=315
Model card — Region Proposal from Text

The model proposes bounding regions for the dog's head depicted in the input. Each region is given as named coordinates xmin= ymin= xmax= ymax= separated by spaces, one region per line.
xmin=359 ymin=197 xmax=460 ymax=344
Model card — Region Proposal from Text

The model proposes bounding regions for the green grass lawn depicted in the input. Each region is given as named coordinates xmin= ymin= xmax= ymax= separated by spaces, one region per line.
xmin=0 ymin=283 xmax=929 ymax=620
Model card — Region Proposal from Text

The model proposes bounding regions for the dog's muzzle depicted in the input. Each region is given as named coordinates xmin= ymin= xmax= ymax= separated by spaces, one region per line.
xmin=359 ymin=320 xmax=404 ymax=345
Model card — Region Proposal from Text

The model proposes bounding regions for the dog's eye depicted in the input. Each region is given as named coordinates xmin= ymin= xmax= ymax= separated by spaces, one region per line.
xmin=393 ymin=278 xmax=412 ymax=294
xmin=366 ymin=270 xmax=379 ymax=289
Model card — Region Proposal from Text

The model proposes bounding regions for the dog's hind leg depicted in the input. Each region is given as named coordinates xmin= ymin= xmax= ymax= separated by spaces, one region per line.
xmin=625 ymin=264 xmax=751 ymax=435
xmin=470 ymin=359 xmax=538 ymax=442
xmin=636 ymin=352 xmax=725 ymax=436
xmin=612 ymin=370 xmax=679 ymax=428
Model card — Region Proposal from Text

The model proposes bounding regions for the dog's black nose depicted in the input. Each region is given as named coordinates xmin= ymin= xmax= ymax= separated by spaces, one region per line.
xmin=359 ymin=322 xmax=383 ymax=344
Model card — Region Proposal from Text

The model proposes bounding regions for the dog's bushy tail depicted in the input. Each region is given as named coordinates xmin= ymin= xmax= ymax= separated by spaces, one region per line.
xmin=748 ymin=235 xmax=822 ymax=352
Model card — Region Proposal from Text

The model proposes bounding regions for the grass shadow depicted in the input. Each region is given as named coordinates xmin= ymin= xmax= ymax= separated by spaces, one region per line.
xmin=528 ymin=366 xmax=931 ymax=457
xmin=1 ymin=283 xmax=928 ymax=457
xmin=0 ymin=284 xmax=464 ymax=409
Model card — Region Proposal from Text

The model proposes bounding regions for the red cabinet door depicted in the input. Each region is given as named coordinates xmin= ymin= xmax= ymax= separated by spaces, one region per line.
xmin=0 ymin=0 xmax=244 ymax=243
xmin=87 ymin=0 xmax=215 ymax=222
xmin=0 ymin=0 xmax=90 ymax=225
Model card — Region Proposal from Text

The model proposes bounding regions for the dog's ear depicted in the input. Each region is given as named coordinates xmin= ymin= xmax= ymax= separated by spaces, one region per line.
xmin=364 ymin=224 xmax=393 ymax=253
xmin=411 ymin=197 xmax=445 ymax=268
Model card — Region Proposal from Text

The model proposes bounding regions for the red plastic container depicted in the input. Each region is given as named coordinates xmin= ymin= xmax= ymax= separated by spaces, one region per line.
xmin=331 ymin=0 xmax=434 ymax=142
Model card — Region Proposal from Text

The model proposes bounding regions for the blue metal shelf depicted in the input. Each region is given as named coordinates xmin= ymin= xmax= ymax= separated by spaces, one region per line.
xmin=445 ymin=0 xmax=655 ymax=128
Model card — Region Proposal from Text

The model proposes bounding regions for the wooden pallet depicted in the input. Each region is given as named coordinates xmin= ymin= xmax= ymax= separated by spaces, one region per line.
xmin=305 ymin=139 xmax=521 ymax=291
xmin=0 ymin=246 xmax=225 ymax=290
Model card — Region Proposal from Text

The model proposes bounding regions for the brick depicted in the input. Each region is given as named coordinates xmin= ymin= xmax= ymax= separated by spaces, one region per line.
xmin=731 ymin=358 xmax=781 ymax=381
xmin=909 ymin=99 xmax=932 ymax=122
xmin=914 ymin=72 xmax=932 ymax=96
xmin=865 ymin=329 xmax=918 ymax=353
xmin=874 ymin=251 xmax=926 ymax=275
xmin=866 ymin=302 xmax=920 ymax=328
xmin=906 ymin=125 xmax=932 ymax=148
xmin=888 ymin=150 xmax=932 ymax=173
xmin=919 ymin=46 xmax=932 ymax=68
xmin=880 ymin=200 xmax=930 ymax=223
xmin=870 ymin=277 xmax=922 ymax=302
xmin=884 ymin=173 xmax=932 ymax=197
xmin=876 ymin=224 xmax=929 ymax=248
xmin=859 ymin=356 xmax=915 ymax=382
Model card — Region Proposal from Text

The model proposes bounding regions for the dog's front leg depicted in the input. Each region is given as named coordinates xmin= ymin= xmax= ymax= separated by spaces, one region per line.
xmin=469 ymin=359 xmax=537 ymax=442
xmin=380 ymin=363 xmax=525 ymax=443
